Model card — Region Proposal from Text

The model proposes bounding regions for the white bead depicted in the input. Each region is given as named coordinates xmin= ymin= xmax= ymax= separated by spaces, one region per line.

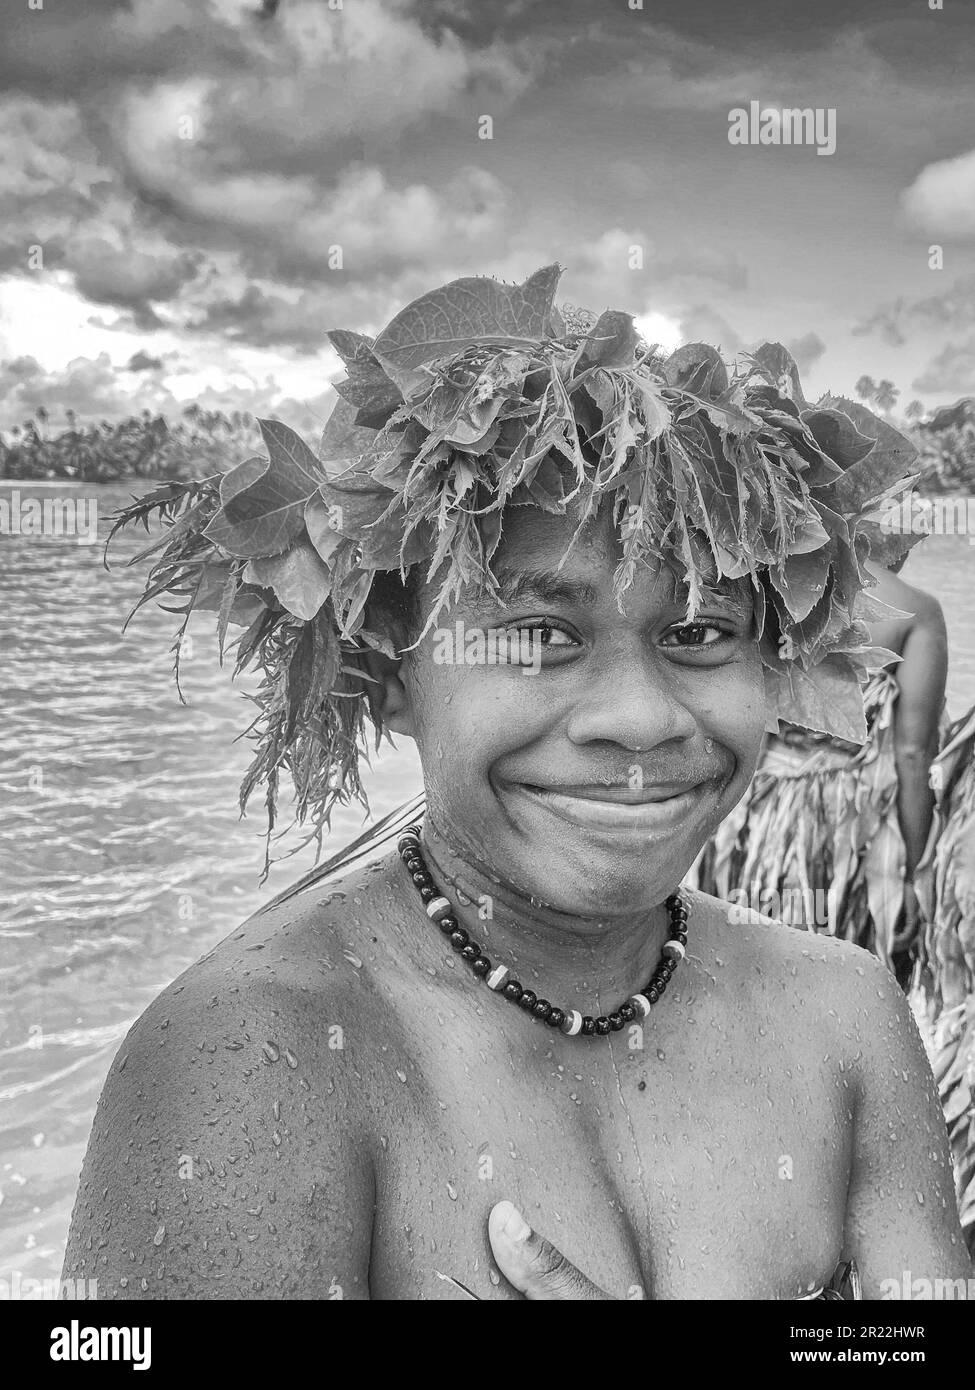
xmin=629 ymin=993 xmax=652 ymax=1018
xmin=560 ymin=1009 xmax=583 ymax=1036
xmin=486 ymin=965 xmax=509 ymax=991
xmin=663 ymin=940 xmax=686 ymax=961
xmin=425 ymin=897 xmax=453 ymax=920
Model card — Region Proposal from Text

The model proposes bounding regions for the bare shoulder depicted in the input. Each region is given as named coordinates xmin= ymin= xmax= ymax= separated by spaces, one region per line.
xmin=684 ymin=886 xmax=902 ymax=1043
xmin=61 ymin=856 xmax=400 ymax=1299
xmin=685 ymin=891 xmax=969 ymax=1281
xmin=865 ymin=559 xmax=944 ymax=626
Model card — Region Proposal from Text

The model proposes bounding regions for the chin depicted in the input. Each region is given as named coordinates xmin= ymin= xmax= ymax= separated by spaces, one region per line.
xmin=519 ymin=846 xmax=695 ymax=915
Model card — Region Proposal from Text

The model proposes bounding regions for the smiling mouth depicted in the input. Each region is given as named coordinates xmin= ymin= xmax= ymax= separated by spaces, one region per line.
xmin=512 ymin=781 xmax=708 ymax=833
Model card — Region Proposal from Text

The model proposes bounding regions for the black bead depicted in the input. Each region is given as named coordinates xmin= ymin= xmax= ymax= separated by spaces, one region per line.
xmin=519 ymin=989 xmax=538 ymax=1011
xmin=619 ymin=1002 xmax=636 ymax=1023
xmin=419 ymin=885 xmax=435 ymax=902
xmin=532 ymin=999 xmax=551 ymax=1021
xmin=503 ymin=980 xmax=523 ymax=1002
xmin=438 ymin=916 xmax=457 ymax=934
xmin=411 ymin=871 xmax=431 ymax=888
xmin=677 ymin=932 xmax=688 ymax=945
xmin=595 ymin=1017 xmax=611 ymax=1036
xmin=450 ymin=929 xmax=469 ymax=950
xmin=581 ymin=1017 xmax=596 ymax=1035
xmin=398 ymin=835 xmax=418 ymax=853
xmin=648 ymin=988 xmax=659 ymax=1004
xmin=460 ymin=944 xmax=479 ymax=963
xmin=547 ymin=1007 xmax=565 ymax=1029
xmin=608 ymin=1012 xmax=625 ymax=1031
xmin=472 ymin=956 xmax=491 ymax=976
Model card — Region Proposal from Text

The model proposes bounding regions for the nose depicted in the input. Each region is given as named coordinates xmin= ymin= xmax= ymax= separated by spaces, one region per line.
xmin=564 ymin=638 xmax=699 ymax=752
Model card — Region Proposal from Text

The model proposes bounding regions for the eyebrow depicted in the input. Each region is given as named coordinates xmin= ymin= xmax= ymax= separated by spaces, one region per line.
xmin=486 ymin=565 xmax=751 ymax=618
xmin=490 ymin=566 xmax=600 ymax=609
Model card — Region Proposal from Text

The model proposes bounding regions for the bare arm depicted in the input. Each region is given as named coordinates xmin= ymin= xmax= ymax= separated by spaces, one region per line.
xmin=891 ymin=592 xmax=948 ymax=874
xmin=864 ymin=561 xmax=948 ymax=875
xmin=844 ymin=951 xmax=970 ymax=1296
xmin=62 ymin=966 xmax=374 ymax=1299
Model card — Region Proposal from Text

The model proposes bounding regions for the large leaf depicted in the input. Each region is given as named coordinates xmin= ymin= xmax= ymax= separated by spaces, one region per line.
xmin=243 ymin=538 xmax=332 ymax=621
xmin=204 ymin=420 xmax=324 ymax=558
xmin=580 ymin=311 xmax=639 ymax=368
xmin=817 ymin=396 xmax=919 ymax=511
xmin=304 ymin=494 xmax=347 ymax=565
xmin=749 ymin=343 xmax=808 ymax=407
xmin=317 ymin=472 xmax=398 ymax=539
xmin=319 ymin=396 xmax=378 ymax=474
xmin=801 ymin=408 xmax=877 ymax=470
xmin=662 ymin=343 xmax=729 ymax=395
xmin=219 ymin=455 xmax=266 ymax=506
xmin=371 ymin=264 xmax=563 ymax=397
xmin=775 ymin=652 xmax=868 ymax=742
xmin=326 ymin=329 xmax=378 ymax=366
xmin=332 ymin=364 xmax=403 ymax=421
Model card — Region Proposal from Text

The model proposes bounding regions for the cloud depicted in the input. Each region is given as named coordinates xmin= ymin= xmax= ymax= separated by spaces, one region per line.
xmin=912 ymin=337 xmax=975 ymax=396
xmin=0 ymin=350 xmax=332 ymax=432
xmin=853 ymin=274 xmax=975 ymax=348
xmin=901 ymin=149 xmax=975 ymax=242
xmin=66 ymin=237 xmax=205 ymax=329
xmin=186 ymin=282 xmax=382 ymax=352
xmin=125 ymin=351 xmax=165 ymax=372
xmin=678 ymin=306 xmax=742 ymax=355
xmin=786 ymin=331 xmax=826 ymax=373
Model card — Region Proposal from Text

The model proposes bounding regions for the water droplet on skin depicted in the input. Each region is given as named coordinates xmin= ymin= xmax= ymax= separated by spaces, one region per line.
xmin=396 ymin=1069 xmax=408 ymax=1084
xmin=344 ymin=950 xmax=363 ymax=969
xmin=262 ymin=1042 xmax=279 ymax=1064
xmin=656 ymin=1048 xmax=665 ymax=1061
xmin=446 ymin=1183 xmax=457 ymax=1201
xmin=915 ymin=1191 xmax=925 ymax=1205
xmin=284 ymin=1049 xmax=298 ymax=1069
xmin=152 ymin=1224 xmax=165 ymax=1246
xmin=489 ymin=1267 xmax=501 ymax=1286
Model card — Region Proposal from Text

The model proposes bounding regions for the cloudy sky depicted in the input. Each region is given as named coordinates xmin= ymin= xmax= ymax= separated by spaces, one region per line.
xmin=2 ymin=0 xmax=975 ymax=434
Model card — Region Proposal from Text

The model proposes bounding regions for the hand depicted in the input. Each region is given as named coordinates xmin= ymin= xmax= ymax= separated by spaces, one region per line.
xmin=487 ymin=1200 xmax=615 ymax=1300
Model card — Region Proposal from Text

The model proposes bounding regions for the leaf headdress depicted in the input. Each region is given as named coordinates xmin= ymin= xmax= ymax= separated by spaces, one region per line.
xmin=108 ymin=264 xmax=923 ymax=876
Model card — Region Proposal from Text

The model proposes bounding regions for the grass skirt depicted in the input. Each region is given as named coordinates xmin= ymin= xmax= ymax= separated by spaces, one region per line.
xmin=684 ymin=670 xmax=931 ymax=969
xmin=912 ymin=704 xmax=975 ymax=1253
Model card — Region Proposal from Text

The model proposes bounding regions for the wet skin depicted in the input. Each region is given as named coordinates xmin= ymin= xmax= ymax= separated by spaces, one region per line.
xmin=63 ymin=507 xmax=970 ymax=1298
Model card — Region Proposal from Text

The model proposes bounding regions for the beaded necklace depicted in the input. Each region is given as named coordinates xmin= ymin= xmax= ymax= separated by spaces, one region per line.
xmin=398 ymin=826 xmax=689 ymax=1037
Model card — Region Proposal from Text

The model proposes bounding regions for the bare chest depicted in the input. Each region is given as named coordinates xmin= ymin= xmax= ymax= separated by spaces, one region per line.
xmin=365 ymin=994 xmax=853 ymax=1300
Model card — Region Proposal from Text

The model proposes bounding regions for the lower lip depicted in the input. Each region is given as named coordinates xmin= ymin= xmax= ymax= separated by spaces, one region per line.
xmin=512 ymin=785 xmax=704 ymax=834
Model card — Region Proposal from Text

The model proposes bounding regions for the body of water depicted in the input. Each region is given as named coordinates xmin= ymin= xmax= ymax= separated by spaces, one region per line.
xmin=2 ymin=479 xmax=974 ymax=1284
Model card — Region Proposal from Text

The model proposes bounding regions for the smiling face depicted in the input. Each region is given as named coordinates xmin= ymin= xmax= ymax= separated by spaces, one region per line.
xmin=379 ymin=500 xmax=768 ymax=916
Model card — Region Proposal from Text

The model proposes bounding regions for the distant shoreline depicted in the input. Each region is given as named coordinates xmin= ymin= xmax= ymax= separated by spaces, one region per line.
xmin=0 ymin=478 xmax=87 ymax=487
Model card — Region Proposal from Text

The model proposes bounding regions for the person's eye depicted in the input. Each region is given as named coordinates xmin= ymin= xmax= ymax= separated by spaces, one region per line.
xmin=509 ymin=620 xmax=578 ymax=649
xmin=660 ymin=622 xmax=736 ymax=650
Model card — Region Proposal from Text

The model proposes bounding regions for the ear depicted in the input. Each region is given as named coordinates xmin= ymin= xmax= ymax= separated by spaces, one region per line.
xmin=360 ymin=636 xmax=417 ymax=740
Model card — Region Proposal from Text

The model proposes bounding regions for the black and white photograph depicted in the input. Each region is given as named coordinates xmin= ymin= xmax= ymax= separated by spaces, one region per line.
xmin=2 ymin=0 xmax=975 ymax=1345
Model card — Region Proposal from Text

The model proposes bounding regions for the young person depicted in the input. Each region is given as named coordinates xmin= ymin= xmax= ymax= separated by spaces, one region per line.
xmin=63 ymin=267 xmax=970 ymax=1299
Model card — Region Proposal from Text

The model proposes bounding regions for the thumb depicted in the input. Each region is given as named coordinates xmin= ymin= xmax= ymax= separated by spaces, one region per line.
xmin=488 ymin=1200 xmax=613 ymax=1301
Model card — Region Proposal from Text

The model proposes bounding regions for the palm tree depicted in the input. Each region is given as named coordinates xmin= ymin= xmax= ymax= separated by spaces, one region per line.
xmin=905 ymin=400 xmax=925 ymax=423
xmin=855 ymin=375 xmax=878 ymax=403
xmin=874 ymin=380 xmax=900 ymax=414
